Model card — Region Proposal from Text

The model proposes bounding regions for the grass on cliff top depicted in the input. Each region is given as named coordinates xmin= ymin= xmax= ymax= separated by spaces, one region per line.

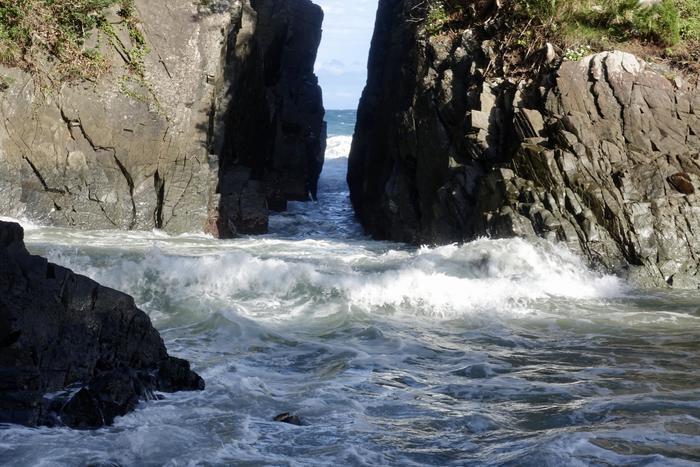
xmin=0 ymin=0 xmax=139 ymax=83
xmin=520 ymin=0 xmax=700 ymax=46
xmin=426 ymin=0 xmax=700 ymax=71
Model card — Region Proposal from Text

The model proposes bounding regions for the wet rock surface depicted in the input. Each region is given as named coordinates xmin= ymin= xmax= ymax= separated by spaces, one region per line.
xmin=0 ymin=221 xmax=204 ymax=428
xmin=349 ymin=0 xmax=700 ymax=288
xmin=0 ymin=0 xmax=324 ymax=237
xmin=274 ymin=412 xmax=303 ymax=426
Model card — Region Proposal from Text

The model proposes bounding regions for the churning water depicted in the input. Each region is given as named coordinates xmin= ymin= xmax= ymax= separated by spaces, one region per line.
xmin=1 ymin=110 xmax=700 ymax=466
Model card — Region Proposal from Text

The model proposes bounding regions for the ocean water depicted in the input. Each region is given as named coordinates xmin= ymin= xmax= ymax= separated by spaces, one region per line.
xmin=1 ymin=110 xmax=700 ymax=466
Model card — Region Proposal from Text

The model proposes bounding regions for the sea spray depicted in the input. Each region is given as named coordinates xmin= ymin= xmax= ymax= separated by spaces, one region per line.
xmin=39 ymin=236 xmax=626 ymax=323
xmin=325 ymin=135 xmax=354 ymax=160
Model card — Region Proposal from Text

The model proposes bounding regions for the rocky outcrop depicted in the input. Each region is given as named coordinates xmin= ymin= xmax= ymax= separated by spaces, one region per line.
xmin=206 ymin=0 xmax=326 ymax=237
xmin=0 ymin=220 xmax=204 ymax=428
xmin=349 ymin=0 xmax=700 ymax=287
xmin=0 ymin=0 xmax=324 ymax=237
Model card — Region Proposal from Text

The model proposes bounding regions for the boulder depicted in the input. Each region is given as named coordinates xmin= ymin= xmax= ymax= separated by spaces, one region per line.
xmin=0 ymin=221 xmax=204 ymax=428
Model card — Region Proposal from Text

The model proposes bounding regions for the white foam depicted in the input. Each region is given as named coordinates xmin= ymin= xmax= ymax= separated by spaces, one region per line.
xmin=325 ymin=135 xmax=353 ymax=159
xmin=0 ymin=216 xmax=41 ymax=231
xmin=42 ymin=236 xmax=628 ymax=322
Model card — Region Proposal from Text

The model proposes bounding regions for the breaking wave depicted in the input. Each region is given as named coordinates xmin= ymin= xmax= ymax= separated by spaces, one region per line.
xmin=42 ymin=236 xmax=626 ymax=322
xmin=325 ymin=135 xmax=353 ymax=160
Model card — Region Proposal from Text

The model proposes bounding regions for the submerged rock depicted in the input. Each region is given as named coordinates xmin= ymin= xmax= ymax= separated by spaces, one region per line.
xmin=274 ymin=412 xmax=303 ymax=426
xmin=349 ymin=1 xmax=700 ymax=288
xmin=0 ymin=221 xmax=204 ymax=428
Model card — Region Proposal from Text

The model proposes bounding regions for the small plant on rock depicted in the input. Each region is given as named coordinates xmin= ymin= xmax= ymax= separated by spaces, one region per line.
xmin=425 ymin=1 xmax=451 ymax=36
xmin=563 ymin=44 xmax=592 ymax=61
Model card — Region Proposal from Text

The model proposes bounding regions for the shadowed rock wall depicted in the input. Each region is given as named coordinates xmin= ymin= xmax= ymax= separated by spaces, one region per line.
xmin=206 ymin=0 xmax=326 ymax=237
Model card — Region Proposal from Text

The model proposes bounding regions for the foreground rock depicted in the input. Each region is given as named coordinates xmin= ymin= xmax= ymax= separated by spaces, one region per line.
xmin=0 ymin=0 xmax=324 ymax=237
xmin=349 ymin=0 xmax=700 ymax=288
xmin=0 ymin=221 xmax=204 ymax=428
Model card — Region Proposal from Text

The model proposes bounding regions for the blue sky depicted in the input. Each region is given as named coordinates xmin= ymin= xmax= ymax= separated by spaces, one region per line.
xmin=314 ymin=0 xmax=378 ymax=110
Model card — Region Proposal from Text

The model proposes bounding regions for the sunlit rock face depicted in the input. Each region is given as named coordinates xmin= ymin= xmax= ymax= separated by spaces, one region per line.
xmin=0 ymin=0 xmax=325 ymax=237
xmin=348 ymin=0 xmax=700 ymax=288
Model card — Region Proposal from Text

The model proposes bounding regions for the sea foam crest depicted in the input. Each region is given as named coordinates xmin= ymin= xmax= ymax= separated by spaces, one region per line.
xmin=345 ymin=239 xmax=626 ymax=317
xmin=44 ymin=237 xmax=627 ymax=321
xmin=325 ymin=136 xmax=353 ymax=160
xmin=0 ymin=216 xmax=41 ymax=231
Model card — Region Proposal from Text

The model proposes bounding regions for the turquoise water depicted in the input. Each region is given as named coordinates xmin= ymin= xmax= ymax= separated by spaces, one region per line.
xmin=326 ymin=110 xmax=358 ymax=137
xmin=1 ymin=111 xmax=699 ymax=466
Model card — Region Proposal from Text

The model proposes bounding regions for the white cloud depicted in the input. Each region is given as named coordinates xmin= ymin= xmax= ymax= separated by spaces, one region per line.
xmin=315 ymin=59 xmax=347 ymax=76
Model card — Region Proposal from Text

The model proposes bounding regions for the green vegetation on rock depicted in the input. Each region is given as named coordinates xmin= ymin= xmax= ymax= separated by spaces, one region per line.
xmin=0 ymin=0 xmax=141 ymax=82
xmin=678 ymin=0 xmax=700 ymax=41
xmin=425 ymin=2 xmax=451 ymax=36
xmin=519 ymin=0 xmax=691 ymax=47
xmin=424 ymin=0 xmax=700 ymax=69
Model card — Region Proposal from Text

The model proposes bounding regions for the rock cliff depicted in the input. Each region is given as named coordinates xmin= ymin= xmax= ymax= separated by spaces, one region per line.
xmin=0 ymin=0 xmax=324 ymax=237
xmin=0 ymin=221 xmax=204 ymax=428
xmin=206 ymin=0 xmax=326 ymax=237
xmin=349 ymin=0 xmax=700 ymax=288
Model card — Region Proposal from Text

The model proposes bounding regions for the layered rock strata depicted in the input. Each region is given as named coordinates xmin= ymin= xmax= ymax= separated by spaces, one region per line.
xmin=0 ymin=0 xmax=324 ymax=237
xmin=0 ymin=220 xmax=204 ymax=428
xmin=349 ymin=0 xmax=700 ymax=287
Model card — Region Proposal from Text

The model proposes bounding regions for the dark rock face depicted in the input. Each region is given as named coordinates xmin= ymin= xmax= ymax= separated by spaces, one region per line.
xmin=0 ymin=0 xmax=324 ymax=237
xmin=207 ymin=0 xmax=326 ymax=238
xmin=349 ymin=0 xmax=700 ymax=288
xmin=0 ymin=221 xmax=204 ymax=428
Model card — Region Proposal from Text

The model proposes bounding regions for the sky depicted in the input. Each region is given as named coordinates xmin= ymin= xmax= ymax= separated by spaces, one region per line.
xmin=314 ymin=0 xmax=378 ymax=110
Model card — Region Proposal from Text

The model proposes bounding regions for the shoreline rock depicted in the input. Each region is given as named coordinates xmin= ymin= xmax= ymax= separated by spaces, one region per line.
xmin=349 ymin=0 xmax=700 ymax=288
xmin=0 ymin=220 xmax=204 ymax=428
